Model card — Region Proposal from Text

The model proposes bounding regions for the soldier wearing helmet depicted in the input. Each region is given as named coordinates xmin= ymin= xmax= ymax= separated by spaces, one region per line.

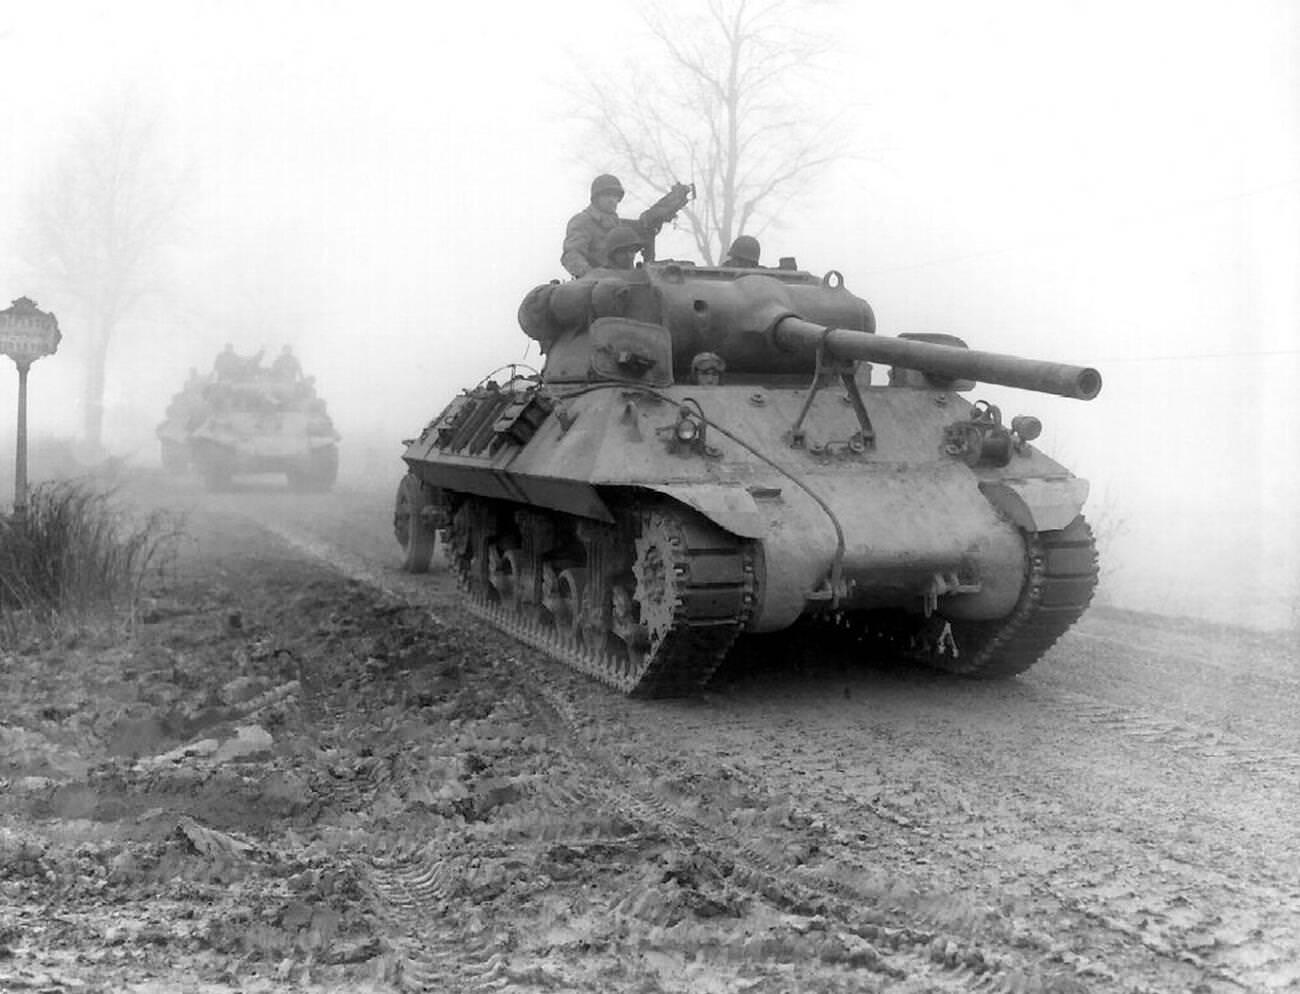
xmin=690 ymin=352 xmax=726 ymax=386
xmin=602 ymin=225 xmax=644 ymax=271
xmin=561 ymin=174 xmax=692 ymax=278
xmin=213 ymin=343 xmax=240 ymax=381
xmin=271 ymin=344 xmax=302 ymax=382
xmin=722 ymin=235 xmax=762 ymax=268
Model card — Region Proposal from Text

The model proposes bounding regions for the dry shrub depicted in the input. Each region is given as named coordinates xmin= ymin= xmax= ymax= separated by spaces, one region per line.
xmin=0 ymin=480 xmax=182 ymax=639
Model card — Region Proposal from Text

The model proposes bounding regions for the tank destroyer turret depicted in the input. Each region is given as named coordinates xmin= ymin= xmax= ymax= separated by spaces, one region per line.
xmin=396 ymin=260 xmax=1102 ymax=696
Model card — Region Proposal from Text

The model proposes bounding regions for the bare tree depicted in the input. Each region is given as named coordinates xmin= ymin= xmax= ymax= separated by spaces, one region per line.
xmin=573 ymin=0 xmax=845 ymax=265
xmin=21 ymin=94 xmax=189 ymax=450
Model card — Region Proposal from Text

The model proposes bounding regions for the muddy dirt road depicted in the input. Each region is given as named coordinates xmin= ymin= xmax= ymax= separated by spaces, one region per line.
xmin=3 ymin=478 xmax=1297 ymax=993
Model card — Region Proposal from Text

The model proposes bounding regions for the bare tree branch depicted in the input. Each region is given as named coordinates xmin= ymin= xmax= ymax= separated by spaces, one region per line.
xmin=570 ymin=0 xmax=845 ymax=266
xmin=19 ymin=92 xmax=190 ymax=449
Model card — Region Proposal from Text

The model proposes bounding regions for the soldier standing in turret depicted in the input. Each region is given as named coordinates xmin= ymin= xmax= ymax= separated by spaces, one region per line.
xmin=561 ymin=174 xmax=691 ymax=278
xmin=272 ymin=345 xmax=302 ymax=381
xmin=213 ymin=344 xmax=241 ymax=381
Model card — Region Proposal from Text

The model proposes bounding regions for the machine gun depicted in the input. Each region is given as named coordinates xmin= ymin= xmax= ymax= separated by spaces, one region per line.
xmin=639 ymin=182 xmax=695 ymax=262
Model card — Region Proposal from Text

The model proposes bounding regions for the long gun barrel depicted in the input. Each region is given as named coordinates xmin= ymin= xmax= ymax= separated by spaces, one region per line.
xmin=773 ymin=316 xmax=1102 ymax=401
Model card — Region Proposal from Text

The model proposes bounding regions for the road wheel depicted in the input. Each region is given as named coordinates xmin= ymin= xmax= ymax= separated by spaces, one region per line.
xmin=393 ymin=473 xmax=436 ymax=573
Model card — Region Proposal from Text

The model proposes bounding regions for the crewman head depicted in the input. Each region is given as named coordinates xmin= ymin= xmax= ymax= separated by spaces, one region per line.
xmin=724 ymin=235 xmax=761 ymax=267
xmin=690 ymin=351 xmax=726 ymax=386
xmin=603 ymin=225 xmax=644 ymax=270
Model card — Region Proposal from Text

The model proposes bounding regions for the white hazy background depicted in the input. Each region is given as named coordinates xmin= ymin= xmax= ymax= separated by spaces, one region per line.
xmin=0 ymin=0 xmax=1296 ymax=629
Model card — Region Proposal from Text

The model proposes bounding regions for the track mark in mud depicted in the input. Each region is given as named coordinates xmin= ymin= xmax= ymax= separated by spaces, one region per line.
xmin=264 ymin=514 xmax=1300 ymax=992
xmin=611 ymin=667 xmax=1299 ymax=992
xmin=532 ymin=676 xmax=1183 ymax=994
xmin=1025 ymin=686 xmax=1300 ymax=779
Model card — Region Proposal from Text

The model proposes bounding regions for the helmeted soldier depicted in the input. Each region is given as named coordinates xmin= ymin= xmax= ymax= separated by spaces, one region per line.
xmin=722 ymin=235 xmax=762 ymax=268
xmin=213 ymin=344 xmax=241 ymax=381
xmin=272 ymin=345 xmax=302 ymax=381
xmin=561 ymin=174 xmax=692 ymax=278
xmin=601 ymin=225 xmax=644 ymax=271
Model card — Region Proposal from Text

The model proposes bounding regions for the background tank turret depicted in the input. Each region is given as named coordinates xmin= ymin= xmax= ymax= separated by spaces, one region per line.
xmin=398 ymin=261 xmax=1103 ymax=696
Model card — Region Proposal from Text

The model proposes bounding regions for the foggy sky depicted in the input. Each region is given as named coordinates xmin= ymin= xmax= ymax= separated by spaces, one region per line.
xmin=0 ymin=0 xmax=1296 ymax=628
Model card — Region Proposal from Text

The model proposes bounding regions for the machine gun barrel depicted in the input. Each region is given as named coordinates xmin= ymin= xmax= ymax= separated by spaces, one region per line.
xmin=773 ymin=317 xmax=1102 ymax=400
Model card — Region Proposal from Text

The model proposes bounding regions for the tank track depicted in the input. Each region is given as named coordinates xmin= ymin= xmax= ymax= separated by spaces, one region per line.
xmin=836 ymin=516 xmax=1098 ymax=678
xmin=455 ymin=502 xmax=757 ymax=698
xmin=910 ymin=515 xmax=1098 ymax=677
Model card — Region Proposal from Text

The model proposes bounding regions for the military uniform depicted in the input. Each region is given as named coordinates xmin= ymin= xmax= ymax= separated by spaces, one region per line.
xmin=561 ymin=205 xmax=628 ymax=278
xmin=561 ymin=175 xmax=692 ymax=278
xmin=213 ymin=347 xmax=242 ymax=381
xmin=272 ymin=347 xmax=302 ymax=381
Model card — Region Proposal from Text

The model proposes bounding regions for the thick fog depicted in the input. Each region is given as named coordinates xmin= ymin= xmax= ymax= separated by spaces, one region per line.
xmin=0 ymin=0 xmax=1296 ymax=628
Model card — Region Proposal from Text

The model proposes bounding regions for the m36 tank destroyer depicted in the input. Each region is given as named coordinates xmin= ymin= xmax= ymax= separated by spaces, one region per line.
xmin=396 ymin=260 xmax=1102 ymax=696
xmin=158 ymin=351 xmax=340 ymax=492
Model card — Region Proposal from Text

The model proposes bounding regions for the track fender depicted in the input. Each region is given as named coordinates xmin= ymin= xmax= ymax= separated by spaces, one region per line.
xmin=979 ymin=477 xmax=1090 ymax=533
xmin=641 ymin=483 xmax=765 ymax=539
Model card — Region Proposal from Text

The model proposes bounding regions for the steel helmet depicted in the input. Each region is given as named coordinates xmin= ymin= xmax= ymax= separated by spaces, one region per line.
xmin=590 ymin=174 xmax=625 ymax=200
xmin=604 ymin=225 xmax=644 ymax=254
xmin=726 ymin=235 xmax=761 ymax=265
xmin=690 ymin=351 xmax=726 ymax=373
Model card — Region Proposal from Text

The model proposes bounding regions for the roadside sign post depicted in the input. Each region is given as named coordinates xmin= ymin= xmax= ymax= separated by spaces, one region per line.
xmin=0 ymin=297 xmax=62 ymax=523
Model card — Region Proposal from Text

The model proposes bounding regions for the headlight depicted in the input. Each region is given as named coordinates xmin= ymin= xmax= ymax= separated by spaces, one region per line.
xmin=675 ymin=416 xmax=701 ymax=442
xmin=1011 ymin=415 xmax=1042 ymax=441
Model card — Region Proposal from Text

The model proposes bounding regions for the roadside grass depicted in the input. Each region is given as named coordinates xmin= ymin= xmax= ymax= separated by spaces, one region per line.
xmin=0 ymin=479 xmax=183 ymax=644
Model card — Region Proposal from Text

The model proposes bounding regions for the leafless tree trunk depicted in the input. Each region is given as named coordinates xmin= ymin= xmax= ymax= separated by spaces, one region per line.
xmin=573 ymin=0 xmax=846 ymax=265
xmin=21 ymin=93 xmax=189 ymax=450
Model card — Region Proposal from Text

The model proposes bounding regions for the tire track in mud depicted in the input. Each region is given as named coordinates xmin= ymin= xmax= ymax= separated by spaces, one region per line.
xmin=258 ymin=516 xmax=1103 ymax=994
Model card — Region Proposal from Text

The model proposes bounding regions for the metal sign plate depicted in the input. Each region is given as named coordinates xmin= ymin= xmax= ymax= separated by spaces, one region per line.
xmin=0 ymin=297 xmax=62 ymax=362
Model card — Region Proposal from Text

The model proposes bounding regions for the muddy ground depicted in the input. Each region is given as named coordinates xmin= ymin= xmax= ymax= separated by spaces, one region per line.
xmin=1 ymin=477 xmax=1297 ymax=993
